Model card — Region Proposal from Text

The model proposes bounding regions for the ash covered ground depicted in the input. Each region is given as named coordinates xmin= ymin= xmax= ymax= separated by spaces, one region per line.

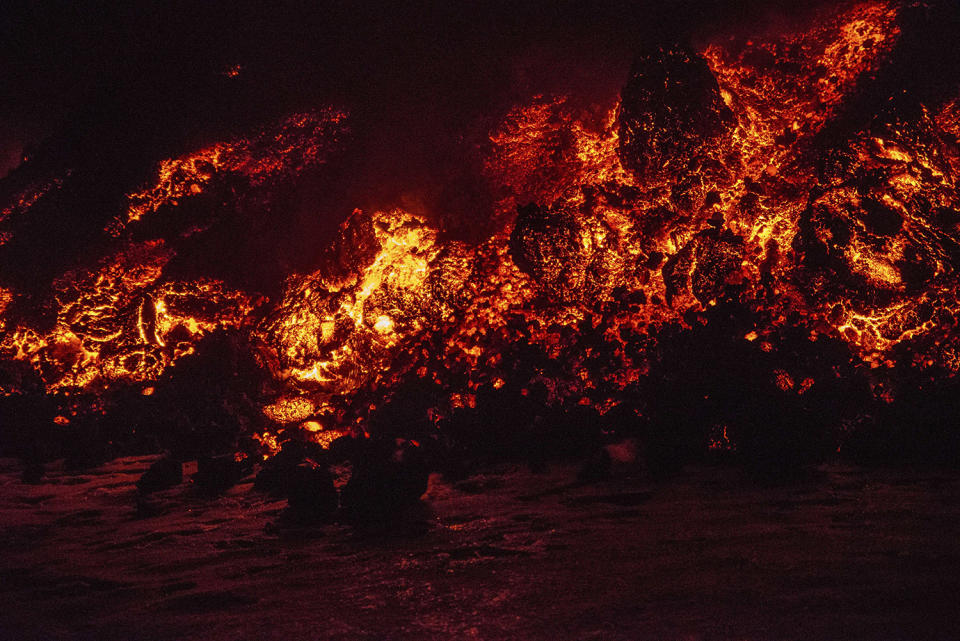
xmin=1 ymin=456 xmax=959 ymax=641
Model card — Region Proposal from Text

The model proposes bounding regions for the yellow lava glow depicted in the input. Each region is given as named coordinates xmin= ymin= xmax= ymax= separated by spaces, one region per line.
xmin=267 ymin=208 xmax=443 ymax=393
xmin=0 ymin=110 xmax=347 ymax=394
xmin=116 ymin=109 xmax=348 ymax=231
xmin=373 ymin=315 xmax=395 ymax=333
xmin=4 ymin=0 xmax=959 ymax=454
xmin=262 ymin=396 xmax=317 ymax=424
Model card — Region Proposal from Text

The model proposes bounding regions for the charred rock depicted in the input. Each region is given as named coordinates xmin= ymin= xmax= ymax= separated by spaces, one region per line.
xmin=137 ymin=456 xmax=183 ymax=494
xmin=509 ymin=203 xmax=587 ymax=303
xmin=283 ymin=462 xmax=338 ymax=523
xmin=253 ymin=441 xmax=310 ymax=496
xmin=194 ymin=454 xmax=251 ymax=494
xmin=340 ymin=438 xmax=430 ymax=526
xmin=662 ymin=228 xmax=744 ymax=306
xmin=617 ymin=44 xmax=733 ymax=183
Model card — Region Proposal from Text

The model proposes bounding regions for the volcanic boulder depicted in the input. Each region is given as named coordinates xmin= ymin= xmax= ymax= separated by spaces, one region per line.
xmin=340 ymin=438 xmax=430 ymax=526
xmin=617 ymin=45 xmax=733 ymax=185
xmin=509 ymin=203 xmax=587 ymax=303
xmin=194 ymin=454 xmax=251 ymax=494
xmin=662 ymin=226 xmax=744 ymax=306
xmin=137 ymin=456 xmax=183 ymax=494
xmin=796 ymin=115 xmax=960 ymax=305
xmin=254 ymin=440 xmax=314 ymax=496
xmin=284 ymin=462 xmax=338 ymax=522
xmin=426 ymin=242 xmax=475 ymax=314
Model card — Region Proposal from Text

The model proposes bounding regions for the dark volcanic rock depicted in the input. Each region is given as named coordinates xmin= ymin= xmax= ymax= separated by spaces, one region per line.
xmin=284 ymin=462 xmax=338 ymax=522
xmin=617 ymin=44 xmax=733 ymax=184
xmin=426 ymin=242 xmax=475 ymax=312
xmin=509 ymin=203 xmax=587 ymax=303
xmin=662 ymin=227 xmax=744 ymax=305
xmin=315 ymin=209 xmax=380 ymax=290
xmin=340 ymin=439 xmax=430 ymax=525
xmin=253 ymin=443 xmax=308 ymax=496
xmin=796 ymin=115 xmax=960 ymax=304
xmin=691 ymin=229 xmax=744 ymax=305
xmin=194 ymin=454 xmax=250 ymax=494
xmin=136 ymin=457 xmax=183 ymax=494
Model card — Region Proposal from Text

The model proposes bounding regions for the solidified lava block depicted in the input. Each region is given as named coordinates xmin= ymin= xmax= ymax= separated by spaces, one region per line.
xmin=509 ymin=203 xmax=587 ymax=303
xmin=137 ymin=457 xmax=183 ymax=494
xmin=795 ymin=116 xmax=960 ymax=302
xmin=340 ymin=439 xmax=429 ymax=525
xmin=662 ymin=228 xmax=744 ymax=305
xmin=426 ymin=242 xmax=475 ymax=312
xmin=285 ymin=462 xmax=338 ymax=521
xmin=253 ymin=442 xmax=310 ymax=496
xmin=617 ymin=44 xmax=733 ymax=183
xmin=316 ymin=209 xmax=380 ymax=290
xmin=194 ymin=454 xmax=251 ymax=494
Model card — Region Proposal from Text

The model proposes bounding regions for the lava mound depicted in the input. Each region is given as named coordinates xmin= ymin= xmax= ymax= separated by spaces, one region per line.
xmin=509 ymin=202 xmax=588 ymax=304
xmin=617 ymin=44 xmax=734 ymax=184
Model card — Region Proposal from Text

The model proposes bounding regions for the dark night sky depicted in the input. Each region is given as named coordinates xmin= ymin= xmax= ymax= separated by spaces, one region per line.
xmin=0 ymin=0 xmax=842 ymax=177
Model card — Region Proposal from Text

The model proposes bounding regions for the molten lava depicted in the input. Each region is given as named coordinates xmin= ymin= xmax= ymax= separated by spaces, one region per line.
xmin=1 ymin=0 xmax=958 ymax=463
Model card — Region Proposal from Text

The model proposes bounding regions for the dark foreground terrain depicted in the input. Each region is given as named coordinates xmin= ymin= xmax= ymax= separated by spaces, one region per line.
xmin=0 ymin=456 xmax=958 ymax=641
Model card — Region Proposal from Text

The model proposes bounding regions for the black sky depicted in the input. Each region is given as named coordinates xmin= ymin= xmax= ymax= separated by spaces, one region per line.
xmin=0 ymin=0 xmax=848 ymax=177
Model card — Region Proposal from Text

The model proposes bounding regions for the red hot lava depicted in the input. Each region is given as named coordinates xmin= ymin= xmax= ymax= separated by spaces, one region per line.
xmin=1 ymin=0 xmax=959 ymax=471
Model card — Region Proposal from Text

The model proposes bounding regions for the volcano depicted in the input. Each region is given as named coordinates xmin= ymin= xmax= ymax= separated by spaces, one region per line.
xmin=1 ymin=1 xmax=960 ymax=639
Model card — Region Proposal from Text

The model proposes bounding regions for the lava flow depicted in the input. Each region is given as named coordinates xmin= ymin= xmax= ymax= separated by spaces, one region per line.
xmin=2 ymin=0 xmax=960 ymax=471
